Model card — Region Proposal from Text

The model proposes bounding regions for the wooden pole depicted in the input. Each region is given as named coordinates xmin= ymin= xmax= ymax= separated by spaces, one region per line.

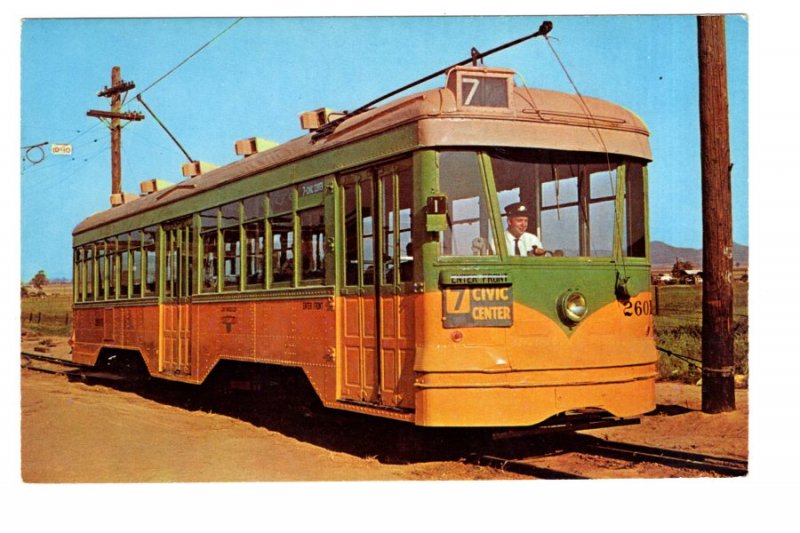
xmin=86 ymin=66 xmax=143 ymax=205
xmin=110 ymin=66 xmax=122 ymax=197
xmin=698 ymin=16 xmax=735 ymax=413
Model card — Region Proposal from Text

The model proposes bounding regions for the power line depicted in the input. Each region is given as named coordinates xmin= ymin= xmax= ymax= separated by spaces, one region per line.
xmin=133 ymin=17 xmax=244 ymax=99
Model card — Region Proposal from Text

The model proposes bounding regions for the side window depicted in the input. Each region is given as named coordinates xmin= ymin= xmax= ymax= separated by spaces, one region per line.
xmin=438 ymin=151 xmax=496 ymax=257
xmin=221 ymin=202 xmax=241 ymax=292
xmin=625 ymin=162 xmax=647 ymax=257
xmin=380 ymin=165 xmax=413 ymax=284
xmin=343 ymin=182 xmax=359 ymax=286
xmin=270 ymin=214 xmax=294 ymax=284
xmin=107 ymin=238 xmax=117 ymax=300
xmin=96 ymin=242 xmax=106 ymax=300
xmin=200 ymin=208 xmax=218 ymax=293
xmin=143 ymin=227 xmax=157 ymax=297
xmin=85 ymin=245 xmax=94 ymax=301
xmin=131 ymin=231 xmax=142 ymax=297
xmin=73 ymin=248 xmax=83 ymax=302
xmin=299 ymin=207 xmax=325 ymax=282
xmin=269 ymin=187 xmax=295 ymax=285
xmin=243 ymin=196 xmax=266 ymax=289
xmin=118 ymin=233 xmax=129 ymax=299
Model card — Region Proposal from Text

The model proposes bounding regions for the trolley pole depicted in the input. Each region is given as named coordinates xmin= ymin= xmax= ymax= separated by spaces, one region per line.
xmin=87 ymin=66 xmax=144 ymax=203
xmin=697 ymin=16 xmax=735 ymax=413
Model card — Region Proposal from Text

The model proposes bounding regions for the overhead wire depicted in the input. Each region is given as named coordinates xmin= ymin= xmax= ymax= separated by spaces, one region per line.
xmin=22 ymin=139 xmax=111 ymax=193
xmin=132 ymin=17 xmax=244 ymax=100
xmin=542 ymin=32 xmax=629 ymax=282
xmin=25 ymin=19 xmax=246 ymax=191
xmin=120 ymin=17 xmax=245 ymax=163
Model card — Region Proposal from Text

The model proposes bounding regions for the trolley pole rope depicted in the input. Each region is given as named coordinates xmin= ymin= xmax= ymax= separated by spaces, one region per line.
xmin=313 ymin=21 xmax=553 ymax=138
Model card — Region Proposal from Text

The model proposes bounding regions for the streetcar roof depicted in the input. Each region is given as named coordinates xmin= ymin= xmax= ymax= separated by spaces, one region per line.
xmin=73 ymin=75 xmax=651 ymax=237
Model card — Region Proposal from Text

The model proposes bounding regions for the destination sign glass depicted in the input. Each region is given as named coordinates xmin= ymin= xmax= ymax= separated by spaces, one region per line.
xmin=443 ymin=286 xmax=513 ymax=328
xmin=461 ymin=76 xmax=508 ymax=108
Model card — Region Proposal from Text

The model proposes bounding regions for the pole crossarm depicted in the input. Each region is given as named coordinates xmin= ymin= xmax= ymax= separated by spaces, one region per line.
xmin=87 ymin=109 xmax=145 ymax=122
xmin=97 ymin=80 xmax=136 ymax=97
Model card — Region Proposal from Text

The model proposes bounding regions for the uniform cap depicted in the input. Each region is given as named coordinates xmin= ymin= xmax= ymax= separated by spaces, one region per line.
xmin=505 ymin=202 xmax=529 ymax=218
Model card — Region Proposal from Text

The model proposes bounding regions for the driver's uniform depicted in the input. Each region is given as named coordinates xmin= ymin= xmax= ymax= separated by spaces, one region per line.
xmin=505 ymin=230 xmax=543 ymax=256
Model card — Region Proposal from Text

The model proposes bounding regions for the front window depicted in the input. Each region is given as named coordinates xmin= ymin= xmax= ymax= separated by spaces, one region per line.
xmin=489 ymin=148 xmax=647 ymax=258
xmin=438 ymin=151 xmax=497 ymax=257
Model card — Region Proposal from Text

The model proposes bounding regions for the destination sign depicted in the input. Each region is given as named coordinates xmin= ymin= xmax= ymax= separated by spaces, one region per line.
xmin=443 ymin=286 xmax=513 ymax=328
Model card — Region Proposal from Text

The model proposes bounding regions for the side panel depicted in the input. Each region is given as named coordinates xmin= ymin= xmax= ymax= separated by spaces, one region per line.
xmin=72 ymin=303 xmax=159 ymax=370
xmin=340 ymin=294 xmax=377 ymax=402
xmin=379 ymin=293 xmax=416 ymax=409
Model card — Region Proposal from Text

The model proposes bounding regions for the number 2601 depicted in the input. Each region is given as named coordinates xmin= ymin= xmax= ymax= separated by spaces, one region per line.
xmin=623 ymin=300 xmax=653 ymax=317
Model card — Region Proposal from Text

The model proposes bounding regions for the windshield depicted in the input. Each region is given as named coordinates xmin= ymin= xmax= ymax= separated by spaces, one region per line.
xmin=438 ymin=149 xmax=646 ymax=258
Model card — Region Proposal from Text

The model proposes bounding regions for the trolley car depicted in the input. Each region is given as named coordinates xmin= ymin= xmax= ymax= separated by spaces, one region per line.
xmin=71 ymin=62 xmax=656 ymax=427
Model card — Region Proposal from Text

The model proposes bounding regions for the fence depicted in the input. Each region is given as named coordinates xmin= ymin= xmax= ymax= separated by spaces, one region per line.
xmin=21 ymin=312 xmax=72 ymax=326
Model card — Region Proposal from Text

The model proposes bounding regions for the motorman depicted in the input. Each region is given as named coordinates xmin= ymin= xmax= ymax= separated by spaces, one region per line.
xmin=504 ymin=202 xmax=546 ymax=256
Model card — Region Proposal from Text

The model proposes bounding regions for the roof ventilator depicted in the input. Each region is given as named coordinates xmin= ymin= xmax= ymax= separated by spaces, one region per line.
xmin=181 ymin=160 xmax=219 ymax=178
xmin=234 ymin=137 xmax=279 ymax=157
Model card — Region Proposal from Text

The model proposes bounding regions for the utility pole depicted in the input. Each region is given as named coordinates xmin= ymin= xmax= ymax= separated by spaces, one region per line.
xmin=697 ymin=16 xmax=735 ymax=413
xmin=87 ymin=66 xmax=144 ymax=205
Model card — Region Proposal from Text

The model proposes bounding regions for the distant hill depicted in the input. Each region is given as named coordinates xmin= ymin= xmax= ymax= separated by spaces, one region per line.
xmin=651 ymin=241 xmax=749 ymax=269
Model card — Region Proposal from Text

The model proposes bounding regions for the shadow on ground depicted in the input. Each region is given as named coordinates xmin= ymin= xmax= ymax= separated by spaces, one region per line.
xmin=69 ymin=362 xmax=633 ymax=465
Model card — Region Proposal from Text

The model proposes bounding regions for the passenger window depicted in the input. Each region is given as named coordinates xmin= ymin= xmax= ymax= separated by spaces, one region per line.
xmin=221 ymin=202 xmax=241 ymax=292
xmin=85 ymin=245 xmax=94 ymax=301
xmin=271 ymin=214 xmax=294 ymax=284
xmin=299 ymin=207 xmax=325 ymax=282
xmin=73 ymin=248 xmax=82 ymax=302
xmin=201 ymin=208 xmax=218 ymax=293
xmin=97 ymin=242 xmax=106 ymax=300
xmin=244 ymin=196 xmax=266 ymax=289
xmin=107 ymin=239 xmax=117 ymax=299
xmin=222 ymin=227 xmax=241 ymax=291
xmin=131 ymin=231 xmax=142 ymax=297
xmin=143 ymin=227 xmax=157 ymax=297
xmin=118 ymin=234 xmax=129 ymax=299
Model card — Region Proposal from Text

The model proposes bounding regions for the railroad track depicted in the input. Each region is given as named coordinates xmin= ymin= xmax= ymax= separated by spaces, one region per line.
xmin=23 ymin=352 xmax=749 ymax=479
xmin=21 ymin=351 xmax=83 ymax=375
xmin=466 ymin=453 xmax=589 ymax=480
xmin=21 ymin=352 xmax=128 ymax=383
xmin=466 ymin=433 xmax=748 ymax=479
xmin=572 ymin=434 xmax=748 ymax=477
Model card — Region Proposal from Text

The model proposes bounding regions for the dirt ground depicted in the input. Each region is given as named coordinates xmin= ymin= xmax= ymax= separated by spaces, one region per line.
xmin=20 ymin=336 xmax=748 ymax=483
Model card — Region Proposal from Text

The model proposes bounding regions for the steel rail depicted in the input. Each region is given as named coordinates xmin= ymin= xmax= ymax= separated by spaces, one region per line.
xmin=465 ymin=454 xmax=588 ymax=480
xmin=21 ymin=351 xmax=81 ymax=367
xmin=21 ymin=352 xmax=83 ymax=376
xmin=573 ymin=434 xmax=748 ymax=477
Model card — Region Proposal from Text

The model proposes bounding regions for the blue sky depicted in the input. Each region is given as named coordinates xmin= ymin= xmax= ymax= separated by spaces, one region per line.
xmin=19 ymin=15 xmax=748 ymax=280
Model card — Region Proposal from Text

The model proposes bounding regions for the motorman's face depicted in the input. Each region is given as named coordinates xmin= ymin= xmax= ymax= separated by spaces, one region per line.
xmin=507 ymin=215 xmax=528 ymax=237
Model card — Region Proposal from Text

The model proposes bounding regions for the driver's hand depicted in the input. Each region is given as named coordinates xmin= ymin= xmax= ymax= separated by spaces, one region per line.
xmin=531 ymin=246 xmax=547 ymax=256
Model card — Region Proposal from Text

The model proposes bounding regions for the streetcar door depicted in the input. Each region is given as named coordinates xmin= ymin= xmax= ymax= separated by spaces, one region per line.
xmin=341 ymin=172 xmax=379 ymax=403
xmin=339 ymin=160 xmax=415 ymax=408
xmin=160 ymin=219 xmax=193 ymax=377
xmin=376 ymin=163 xmax=416 ymax=409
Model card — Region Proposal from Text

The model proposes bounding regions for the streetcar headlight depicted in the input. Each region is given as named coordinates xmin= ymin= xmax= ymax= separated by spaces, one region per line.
xmin=558 ymin=291 xmax=588 ymax=325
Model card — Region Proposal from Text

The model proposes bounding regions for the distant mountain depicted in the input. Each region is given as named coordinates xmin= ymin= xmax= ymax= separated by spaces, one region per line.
xmin=650 ymin=241 xmax=748 ymax=269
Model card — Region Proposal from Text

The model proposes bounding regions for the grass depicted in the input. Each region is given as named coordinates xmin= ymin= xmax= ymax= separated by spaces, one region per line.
xmin=653 ymin=282 xmax=748 ymax=382
xmin=20 ymin=283 xmax=73 ymax=337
